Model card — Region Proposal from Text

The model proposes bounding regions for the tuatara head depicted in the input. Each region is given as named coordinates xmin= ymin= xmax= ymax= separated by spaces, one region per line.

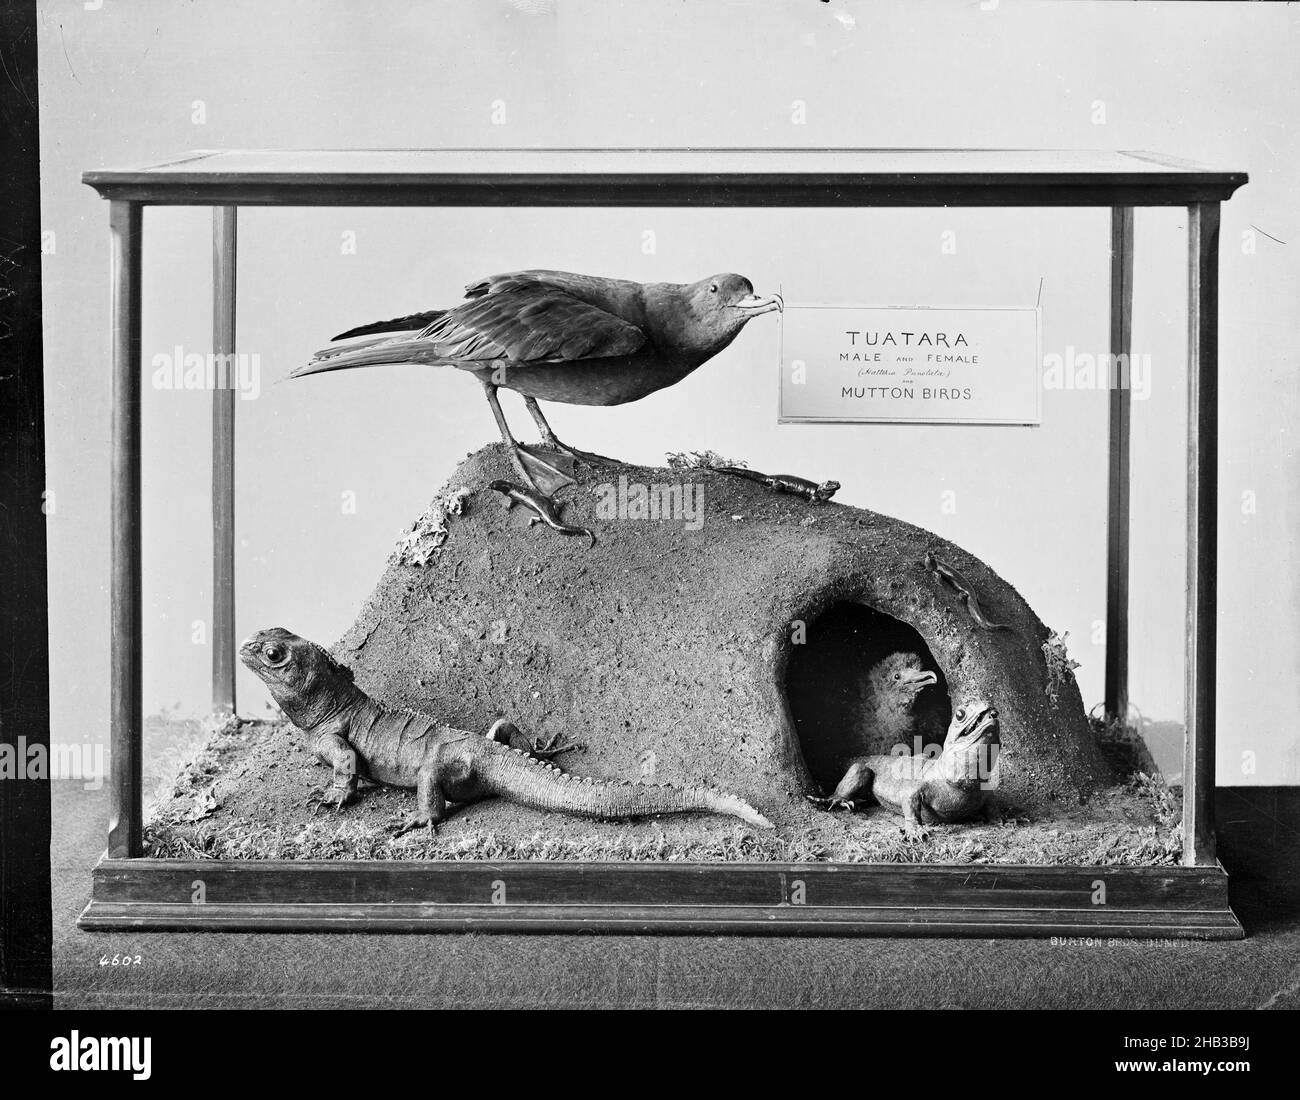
xmin=812 ymin=480 xmax=841 ymax=502
xmin=239 ymin=627 xmax=357 ymax=729
xmin=939 ymin=701 xmax=1001 ymax=790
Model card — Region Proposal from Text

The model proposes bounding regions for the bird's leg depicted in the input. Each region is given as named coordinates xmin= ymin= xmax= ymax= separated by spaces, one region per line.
xmin=480 ymin=381 xmax=575 ymax=497
xmin=522 ymin=397 xmax=615 ymax=467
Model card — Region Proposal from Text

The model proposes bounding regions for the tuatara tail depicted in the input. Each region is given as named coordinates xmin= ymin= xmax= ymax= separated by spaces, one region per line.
xmin=477 ymin=746 xmax=774 ymax=829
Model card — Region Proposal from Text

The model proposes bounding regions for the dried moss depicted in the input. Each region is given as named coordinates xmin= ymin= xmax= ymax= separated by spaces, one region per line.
xmin=1042 ymin=630 xmax=1082 ymax=704
xmin=664 ymin=448 xmax=747 ymax=471
xmin=142 ymin=716 xmax=1180 ymax=866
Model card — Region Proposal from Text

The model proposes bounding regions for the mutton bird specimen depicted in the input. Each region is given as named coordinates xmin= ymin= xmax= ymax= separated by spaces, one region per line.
xmin=292 ymin=270 xmax=783 ymax=507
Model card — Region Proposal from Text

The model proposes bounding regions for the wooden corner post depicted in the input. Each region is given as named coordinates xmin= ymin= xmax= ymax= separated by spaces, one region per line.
xmin=108 ymin=200 xmax=143 ymax=859
xmin=1105 ymin=206 xmax=1134 ymax=723
xmin=212 ymin=207 xmax=238 ymax=716
xmin=1184 ymin=202 xmax=1220 ymax=867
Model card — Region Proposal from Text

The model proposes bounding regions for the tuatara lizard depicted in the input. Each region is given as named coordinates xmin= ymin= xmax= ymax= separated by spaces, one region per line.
xmin=923 ymin=550 xmax=1008 ymax=631
xmin=807 ymin=701 xmax=1000 ymax=825
xmin=487 ymin=479 xmax=596 ymax=546
xmin=714 ymin=464 xmax=840 ymax=503
xmin=240 ymin=628 xmax=773 ymax=833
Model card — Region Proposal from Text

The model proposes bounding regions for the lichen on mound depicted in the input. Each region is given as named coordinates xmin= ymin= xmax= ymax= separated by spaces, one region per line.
xmin=391 ymin=485 xmax=473 ymax=567
xmin=142 ymin=717 xmax=1180 ymax=866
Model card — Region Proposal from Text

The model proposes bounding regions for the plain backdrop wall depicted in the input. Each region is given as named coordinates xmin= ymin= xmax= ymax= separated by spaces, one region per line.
xmin=35 ymin=0 xmax=1299 ymax=784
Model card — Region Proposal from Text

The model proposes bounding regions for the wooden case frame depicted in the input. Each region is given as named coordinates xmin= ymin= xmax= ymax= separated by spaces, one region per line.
xmin=78 ymin=149 xmax=1247 ymax=937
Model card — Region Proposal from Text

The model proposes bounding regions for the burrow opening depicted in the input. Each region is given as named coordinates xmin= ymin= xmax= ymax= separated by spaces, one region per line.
xmin=785 ymin=601 xmax=952 ymax=795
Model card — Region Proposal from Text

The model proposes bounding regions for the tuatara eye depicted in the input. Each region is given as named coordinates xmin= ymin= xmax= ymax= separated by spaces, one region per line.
xmin=263 ymin=644 xmax=284 ymax=662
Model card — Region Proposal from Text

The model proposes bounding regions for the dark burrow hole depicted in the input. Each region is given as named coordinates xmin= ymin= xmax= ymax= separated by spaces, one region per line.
xmin=786 ymin=601 xmax=952 ymax=795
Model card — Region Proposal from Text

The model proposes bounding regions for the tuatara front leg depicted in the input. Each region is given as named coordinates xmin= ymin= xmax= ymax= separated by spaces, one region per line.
xmin=390 ymin=761 xmax=449 ymax=837
xmin=903 ymin=789 xmax=925 ymax=827
xmin=306 ymin=731 xmax=359 ymax=814
xmin=805 ymin=795 xmax=857 ymax=812
xmin=807 ymin=759 xmax=873 ymax=814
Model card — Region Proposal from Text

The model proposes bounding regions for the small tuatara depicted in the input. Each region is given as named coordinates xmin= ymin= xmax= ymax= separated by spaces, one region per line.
xmin=924 ymin=550 xmax=1008 ymax=631
xmin=714 ymin=465 xmax=840 ymax=503
xmin=488 ymin=479 xmax=596 ymax=546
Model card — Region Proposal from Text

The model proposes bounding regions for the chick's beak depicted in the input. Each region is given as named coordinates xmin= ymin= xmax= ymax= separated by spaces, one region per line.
xmin=735 ymin=292 xmax=783 ymax=316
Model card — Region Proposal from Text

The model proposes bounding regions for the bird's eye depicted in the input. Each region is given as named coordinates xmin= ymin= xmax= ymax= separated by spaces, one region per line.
xmin=263 ymin=644 xmax=284 ymax=662
xmin=955 ymin=707 xmax=966 ymax=721
xmin=892 ymin=672 xmax=901 ymax=682
xmin=709 ymin=283 xmax=719 ymax=294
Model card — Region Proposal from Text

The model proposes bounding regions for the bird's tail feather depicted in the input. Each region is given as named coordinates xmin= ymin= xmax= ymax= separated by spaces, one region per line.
xmin=292 ymin=334 xmax=461 ymax=379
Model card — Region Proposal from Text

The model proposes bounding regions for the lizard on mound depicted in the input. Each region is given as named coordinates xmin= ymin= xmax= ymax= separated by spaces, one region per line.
xmin=808 ymin=701 xmax=1001 ymax=825
xmin=239 ymin=627 xmax=773 ymax=834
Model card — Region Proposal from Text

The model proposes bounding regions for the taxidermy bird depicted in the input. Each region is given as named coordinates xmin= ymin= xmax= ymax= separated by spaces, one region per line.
xmin=863 ymin=651 xmax=945 ymax=753
xmin=292 ymin=269 xmax=783 ymax=505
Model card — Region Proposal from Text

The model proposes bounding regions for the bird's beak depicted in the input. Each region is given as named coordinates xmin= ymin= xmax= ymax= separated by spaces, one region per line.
xmin=900 ymin=669 xmax=939 ymax=690
xmin=735 ymin=292 xmax=783 ymax=316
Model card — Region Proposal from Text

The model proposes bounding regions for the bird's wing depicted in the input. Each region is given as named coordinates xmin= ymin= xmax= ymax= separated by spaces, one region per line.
xmin=462 ymin=269 xmax=601 ymax=300
xmin=333 ymin=309 xmax=447 ymax=341
xmin=294 ymin=274 xmax=648 ymax=380
xmin=411 ymin=283 xmax=647 ymax=363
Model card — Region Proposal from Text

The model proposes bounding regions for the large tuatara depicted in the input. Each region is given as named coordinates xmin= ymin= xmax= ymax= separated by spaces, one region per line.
xmin=240 ymin=628 xmax=773 ymax=833
xmin=808 ymin=701 xmax=1001 ymax=825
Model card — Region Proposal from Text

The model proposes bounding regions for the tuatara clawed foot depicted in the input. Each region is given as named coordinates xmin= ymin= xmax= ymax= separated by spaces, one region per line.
xmin=806 ymin=794 xmax=857 ymax=813
xmin=390 ymin=815 xmax=435 ymax=839
xmin=305 ymin=782 xmax=355 ymax=815
xmin=530 ymin=730 xmax=583 ymax=759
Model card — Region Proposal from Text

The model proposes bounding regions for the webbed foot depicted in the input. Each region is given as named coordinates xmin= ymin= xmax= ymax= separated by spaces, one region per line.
xmin=806 ymin=795 xmax=857 ymax=813
xmin=521 ymin=396 xmax=616 ymax=470
xmin=515 ymin=443 xmax=577 ymax=496
xmin=538 ymin=436 xmax=615 ymax=469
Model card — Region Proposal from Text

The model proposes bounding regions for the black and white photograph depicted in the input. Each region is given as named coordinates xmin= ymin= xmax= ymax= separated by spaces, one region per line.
xmin=0 ymin=0 xmax=1296 ymax=1058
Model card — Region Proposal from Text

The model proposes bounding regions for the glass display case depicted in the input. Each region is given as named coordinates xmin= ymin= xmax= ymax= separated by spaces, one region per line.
xmin=79 ymin=148 xmax=1246 ymax=937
